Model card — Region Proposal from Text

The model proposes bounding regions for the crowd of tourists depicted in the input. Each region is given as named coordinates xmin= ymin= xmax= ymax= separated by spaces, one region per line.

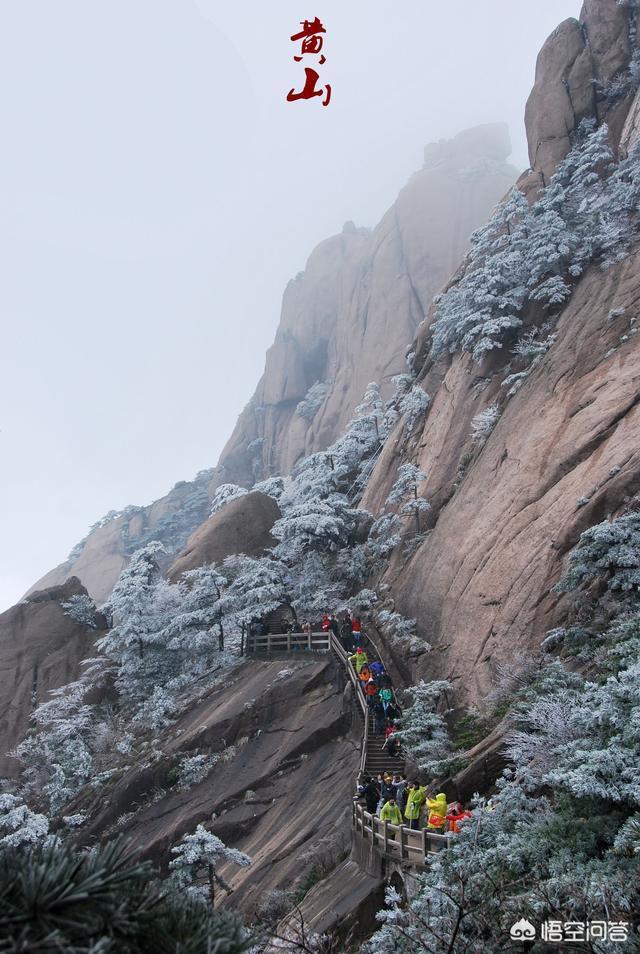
xmin=250 ymin=608 xmax=472 ymax=839
xmin=355 ymin=774 xmax=471 ymax=834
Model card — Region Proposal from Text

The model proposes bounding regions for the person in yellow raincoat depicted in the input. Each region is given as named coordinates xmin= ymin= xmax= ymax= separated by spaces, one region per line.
xmin=404 ymin=782 xmax=427 ymax=830
xmin=426 ymin=792 xmax=448 ymax=831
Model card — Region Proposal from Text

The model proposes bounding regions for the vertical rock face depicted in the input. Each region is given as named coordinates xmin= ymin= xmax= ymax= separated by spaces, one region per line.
xmin=359 ymin=0 xmax=640 ymax=708
xmin=525 ymin=0 xmax=637 ymax=184
xmin=363 ymin=251 xmax=640 ymax=706
xmin=0 ymin=578 xmax=104 ymax=776
xmin=216 ymin=124 xmax=518 ymax=485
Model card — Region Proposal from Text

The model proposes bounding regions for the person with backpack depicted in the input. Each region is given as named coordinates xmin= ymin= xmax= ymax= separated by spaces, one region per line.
xmin=426 ymin=792 xmax=449 ymax=832
xmin=340 ymin=615 xmax=353 ymax=652
xmin=364 ymin=678 xmax=378 ymax=708
xmin=370 ymin=660 xmax=385 ymax=686
xmin=321 ymin=613 xmax=330 ymax=633
xmin=361 ymin=776 xmax=379 ymax=816
xmin=357 ymin=665 xmax=372 ymax=691
xmin=379 ymin=686 xmax=393 ymax=713
xmin=372 ymin=699 xmax=386 ymax=735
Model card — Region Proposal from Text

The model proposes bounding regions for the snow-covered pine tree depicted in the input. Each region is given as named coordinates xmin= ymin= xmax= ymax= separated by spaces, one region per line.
xmin=170 ymin=824 xmax=251 ymax=905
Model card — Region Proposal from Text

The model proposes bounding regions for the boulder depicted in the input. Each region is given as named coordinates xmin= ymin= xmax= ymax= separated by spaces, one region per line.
xmin=0 ymin=577 xmax=103 ymax=777
xmin=168 ymin=491 xmax=280 ymax=579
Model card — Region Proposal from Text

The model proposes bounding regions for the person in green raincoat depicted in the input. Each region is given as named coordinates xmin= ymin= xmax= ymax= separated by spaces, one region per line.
xmin=426 ymin=792 xmax=448 ymax=831
xmin=380 ymin=798 xmax=403 ymax=828
xmin=404 ymin=781 xmax=427 ymax=830
xmin=348 ymin=647 xmax=369 ymax=673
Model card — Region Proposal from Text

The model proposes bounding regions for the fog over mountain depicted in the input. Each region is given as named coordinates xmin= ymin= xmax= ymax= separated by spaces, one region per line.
xmin=0 ymin=0 xmax=578 ymax=611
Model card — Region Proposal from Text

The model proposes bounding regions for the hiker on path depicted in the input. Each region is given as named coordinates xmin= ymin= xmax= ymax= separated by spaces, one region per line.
xmin=329 ymin=614 xmax=340 ymax=639
xmin=364 ymin=678 xmax=378 ymax=708
xmin=379 ymin=687 xmax=393 ymax=713
xmin=404 ymin=782 xmax=427 ymax=831
xmin=351 ymin=616 xmax=362 ymax=646
xmin=361 ymin=776 xmax=379 ymax=816
xmin=393 ymin=775 xmax=407 ymax=813
xmin=370 ymin=660 xmax=385 ymax=686
xmin=446 ymin=802 xmax=472 ymax=834
xmin=340 ymin=615 xmax=354 ymax=652
xmin=321 ymin=613 xmax=330 ymax=632
xmin=349 ymin=648 xmax=369 ymax=673
xmin=426 ymin=792 xmax=449 ymax=832
xmin=372 ymin=700 xmax=386 ymax=735
xmin=380 ymin=797 xmax=403 ymax=827
xmin=378 ymin=773 xmax=396 ymax=814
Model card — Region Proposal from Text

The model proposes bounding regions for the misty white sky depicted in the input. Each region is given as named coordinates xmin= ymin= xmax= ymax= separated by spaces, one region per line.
xmin=0 ymin=0 xmax=580 ymax=611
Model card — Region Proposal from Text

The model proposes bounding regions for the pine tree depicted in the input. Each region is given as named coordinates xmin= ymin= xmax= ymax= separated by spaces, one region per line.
xmin=170 ymin=824 xmax=251 ymax=906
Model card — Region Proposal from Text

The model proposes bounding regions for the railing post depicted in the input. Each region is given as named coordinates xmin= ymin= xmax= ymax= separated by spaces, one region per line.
xmin=383 ymin=820 xmax=389 ymax=855
xmin=399 ymin=824 xmax=406 ymax=861
xmin=287 ymin=633 xmax=291 ymax=652
xmin=240 ymin=623 xmax=245 ymax=657
xmin=422 ymin=827 xmax=428 ymax=862
xmin=307 ymin=631 xmax=312 ymax=651
xmin=267 ymin=634 xmax=271 ymax=654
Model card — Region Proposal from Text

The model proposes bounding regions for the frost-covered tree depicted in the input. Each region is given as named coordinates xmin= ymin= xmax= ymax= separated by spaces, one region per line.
xmin=429 ymin=121 xmax=640 ymax=363
xmin=386 ymin=463 xmax=430 ymax=533
xmin=369 ymin=511 xmax=640 ymax=953
xmin=14 ymin=680 xmax=96 ymax=812
xmin=366 ymin=512 xmax=402 ymax=566
xmin=555 ymin=513 xmax=640 ymax=595
xmin=170 ymin=824 xmax=251 ymax=905
xmin=398 ymin=385 xmax=431 ymax=436
xmin=0 ymin=794 xmax=49 ymax=847
xmin=296 ymin=381 xmax=329 ymax=422
xmin=470 ymin=402 xmax=500 ymax=446
xmin=395 ymin=680 xmax=454 ymax=775
xmin=210 ymin=483 xmax=249 ymax=516
xmin=61 ymin=594 xmax=99 ymax=629
xmin=253 ymin=475 xmax=286 ymax=502
xmin=222 ymin=554 xmax=290 ymax=627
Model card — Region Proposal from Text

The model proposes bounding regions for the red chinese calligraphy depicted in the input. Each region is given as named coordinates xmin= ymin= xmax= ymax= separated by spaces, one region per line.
xmin=287 ymin=67 xmax=331 ymax=106
xmin=287 ymin=16 xmax=331 ymax=106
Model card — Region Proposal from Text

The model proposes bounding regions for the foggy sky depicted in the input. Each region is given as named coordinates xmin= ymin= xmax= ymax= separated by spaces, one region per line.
xmin=0 ymin=0 xmax=580 ymax=611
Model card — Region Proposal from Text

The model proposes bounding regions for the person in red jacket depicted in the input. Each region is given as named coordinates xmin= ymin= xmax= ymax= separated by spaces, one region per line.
xmin=446 ymin=802 xmax=472 ymax=834
xmin=321 ymin=613 xmax=330 ymax=632
xmin=351 ymin=616 xmax=362 ymax=646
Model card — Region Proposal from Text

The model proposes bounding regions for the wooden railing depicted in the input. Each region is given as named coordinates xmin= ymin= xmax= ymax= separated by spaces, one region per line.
xmin=352 ymin=803 xmax=452 ymax=866
xmin=245 ymin=631 xmax=330 ymax=654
